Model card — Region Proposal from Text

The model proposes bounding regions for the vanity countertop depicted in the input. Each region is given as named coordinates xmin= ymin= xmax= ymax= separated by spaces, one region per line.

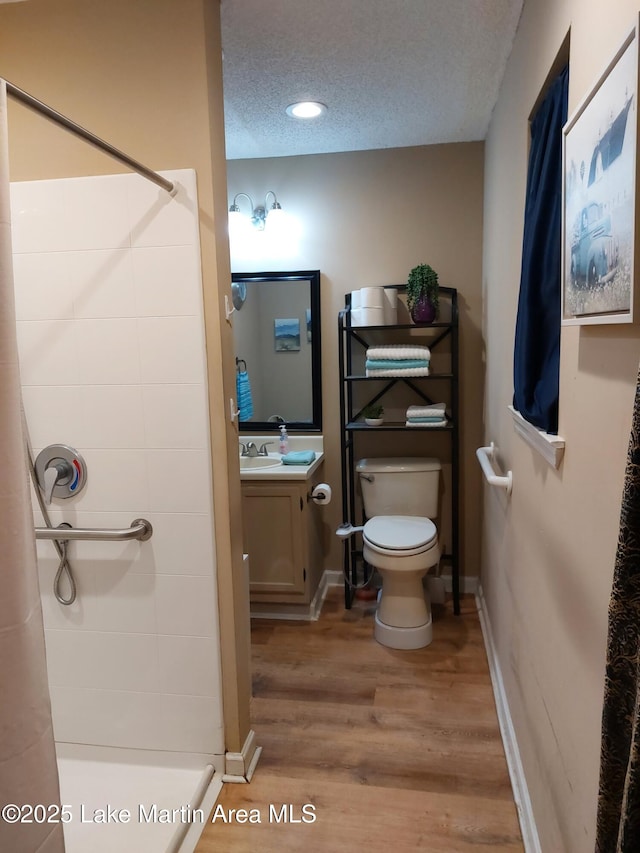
xmin=238 ymin=435 xmax=324 ymax=481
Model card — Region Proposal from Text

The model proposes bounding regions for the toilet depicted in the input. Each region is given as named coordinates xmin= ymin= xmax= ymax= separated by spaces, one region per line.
xmin=356 ymin=457 xmax=442 ymax=649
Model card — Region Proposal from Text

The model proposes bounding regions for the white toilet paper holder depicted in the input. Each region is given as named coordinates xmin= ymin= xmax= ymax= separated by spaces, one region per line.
xmin=309 ymin=483 xmax=332 ymax=505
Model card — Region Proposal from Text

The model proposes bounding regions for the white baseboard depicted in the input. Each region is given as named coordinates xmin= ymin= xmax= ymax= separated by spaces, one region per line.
xmin=249 ymin=570 xmax=335 ymax=621
xmin=223 ymin=729 xmax=262 ymax=784
xmin=441 ymin=573 xmax=478 ymax=594
xmin=326 ymin=569 xmax=479 ymax=595
xmin=476 ymin=584 xmax=541 ymax=853
xmin=324 ymin=569 xmax=343 ymax=587
xmin=309 ymin=569 xmax=333 ymax=618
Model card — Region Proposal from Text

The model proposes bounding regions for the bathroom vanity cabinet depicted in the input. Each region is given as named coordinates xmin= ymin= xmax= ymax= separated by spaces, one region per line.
xmin=240 ymin=473 xmax=325 ymax=616
xmin=338 ymin=285 xmax=460 ymax=614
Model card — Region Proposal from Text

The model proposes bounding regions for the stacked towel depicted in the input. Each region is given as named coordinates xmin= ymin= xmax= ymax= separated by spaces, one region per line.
xmin=365 ymin=345 xmax=431 ymax=377
xmin=406 ymin=403 xmax=447 ymax=428
xmin=366 ymin=345 xmax=432 ymax=360
xmin=236 ymin=370 xmax=254 ymax=421
xmin=281 ymin=450 xmax=316 ymax=465
xmin=366 ymin=358 xmax=430 ymax=371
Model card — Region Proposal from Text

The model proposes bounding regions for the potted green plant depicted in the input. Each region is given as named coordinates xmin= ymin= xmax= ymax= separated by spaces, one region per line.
xmin=407 ymin=263 xmax=439 ymax=323
xmin=362 ymin=404 xmax=384 ymax=426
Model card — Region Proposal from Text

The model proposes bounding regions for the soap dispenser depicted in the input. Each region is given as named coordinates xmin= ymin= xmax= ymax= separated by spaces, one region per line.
xmin=279 ymin=425 xmax=289 ymax=455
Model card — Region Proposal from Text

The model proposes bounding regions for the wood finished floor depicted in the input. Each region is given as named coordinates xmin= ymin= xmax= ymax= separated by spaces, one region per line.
xmin=196 ymin=590 xmax=524 ymax=852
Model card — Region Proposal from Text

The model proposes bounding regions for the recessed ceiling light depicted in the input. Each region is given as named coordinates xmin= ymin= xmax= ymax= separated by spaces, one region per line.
xmin=286 ymin=101 xmax=327 ymax=120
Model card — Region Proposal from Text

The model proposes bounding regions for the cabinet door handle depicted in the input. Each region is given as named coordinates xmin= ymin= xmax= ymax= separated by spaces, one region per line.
xmin=300 ymin=497 xmax=304 ymax=511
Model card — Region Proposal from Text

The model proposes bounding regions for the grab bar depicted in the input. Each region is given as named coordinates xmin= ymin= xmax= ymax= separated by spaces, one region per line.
xmin=35 ymin=518 xmax=153 ymax=542
xmin=476 ymin=443 xmax=512 ymax=495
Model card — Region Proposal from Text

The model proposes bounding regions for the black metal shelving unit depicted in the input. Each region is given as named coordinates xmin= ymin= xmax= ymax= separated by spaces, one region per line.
xmin=338 ymin=285 xmax=460 ymax=616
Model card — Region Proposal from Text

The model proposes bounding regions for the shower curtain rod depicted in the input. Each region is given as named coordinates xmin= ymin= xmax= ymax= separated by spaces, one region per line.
xmin=4 ymin=80 xmax=176 ymax=195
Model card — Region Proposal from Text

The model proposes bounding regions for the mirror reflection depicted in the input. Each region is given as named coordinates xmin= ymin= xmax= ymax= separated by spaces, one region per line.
xmin=232 ymin=270 xmax=322 ymax=431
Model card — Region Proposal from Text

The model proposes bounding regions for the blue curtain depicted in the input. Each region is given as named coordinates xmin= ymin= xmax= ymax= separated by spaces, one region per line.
xmin=513 ymin=65 xmax=568 ymax=434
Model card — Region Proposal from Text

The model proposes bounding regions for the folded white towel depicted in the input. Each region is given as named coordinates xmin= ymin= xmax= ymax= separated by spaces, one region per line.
xmin=405 ymin=419 xmax=447 ymax=427
xmin=406 ymin=403 xmax=446 ymax=418
xmin=366 ymin=345 xmax=431 ymax=361
xmin=366 ymin=367 xmax=431 ymax=377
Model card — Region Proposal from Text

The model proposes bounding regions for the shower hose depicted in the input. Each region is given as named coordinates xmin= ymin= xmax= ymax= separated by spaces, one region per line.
xmin=21 ymin=405 xmax=77 ymax=605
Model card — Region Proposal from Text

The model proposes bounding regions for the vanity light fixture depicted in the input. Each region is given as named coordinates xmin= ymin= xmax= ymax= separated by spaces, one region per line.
xmin=228 ymin=190 xmax=284 ymax=232
xmin=285 ymin=101 xmax=327 ymax=119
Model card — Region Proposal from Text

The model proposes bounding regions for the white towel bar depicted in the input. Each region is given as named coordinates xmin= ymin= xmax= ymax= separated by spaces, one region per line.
xmin=476 ymin=443 xmax=512 ymax=495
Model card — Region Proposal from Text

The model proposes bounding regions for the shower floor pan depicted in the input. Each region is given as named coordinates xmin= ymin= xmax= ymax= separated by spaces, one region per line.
xmin=56 ymin=744 xmax=222 ymax=853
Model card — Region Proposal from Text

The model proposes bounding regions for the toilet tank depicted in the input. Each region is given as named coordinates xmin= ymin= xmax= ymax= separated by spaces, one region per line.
xmin=356 ymin=457 xmax=441 ymax=519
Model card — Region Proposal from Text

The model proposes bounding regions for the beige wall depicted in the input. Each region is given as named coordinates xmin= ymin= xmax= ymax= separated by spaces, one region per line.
xmin=228 ymin=144 xmax=485 ymax=582
xmin=482 ymin=1 xmax=640 ymax=849
xmin=0 ymin=0 xmax=251 ymax=752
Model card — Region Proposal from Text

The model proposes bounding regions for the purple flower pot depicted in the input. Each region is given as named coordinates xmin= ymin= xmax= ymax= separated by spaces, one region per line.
xmin=411 ymin=296 xmax=437 ymax=324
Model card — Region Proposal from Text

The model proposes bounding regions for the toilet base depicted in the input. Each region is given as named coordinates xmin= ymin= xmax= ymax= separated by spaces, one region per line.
xmin=374 ymin=611 xmax=433 ymax=649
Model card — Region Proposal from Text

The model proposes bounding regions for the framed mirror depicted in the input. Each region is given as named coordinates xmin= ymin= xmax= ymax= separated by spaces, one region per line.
xmin=232 ymin=270 xmax=322 ymax=432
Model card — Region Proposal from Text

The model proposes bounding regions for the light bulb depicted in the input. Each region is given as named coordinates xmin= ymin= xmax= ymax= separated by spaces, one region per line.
xmin=265 ymin=206 xmax=287 ymax=235
xmin=228 ymin=209 xmax=251 ymax=242
xmin=285 ymin=101 xmax=327 ymax=119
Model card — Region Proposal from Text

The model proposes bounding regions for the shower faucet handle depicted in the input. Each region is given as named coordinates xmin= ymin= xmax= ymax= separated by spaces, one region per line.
xmin=42 ymin=460 xmax=72 ymax=505
xmin=35 ymin=445 xmax=87 ymax=504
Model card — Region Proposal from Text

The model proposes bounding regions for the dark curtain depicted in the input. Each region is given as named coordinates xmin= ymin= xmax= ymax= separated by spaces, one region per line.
xmin=596 ymin=369 xmax=640 ymax=852
xmin=513 ymin=65 xmax=568 ymax=434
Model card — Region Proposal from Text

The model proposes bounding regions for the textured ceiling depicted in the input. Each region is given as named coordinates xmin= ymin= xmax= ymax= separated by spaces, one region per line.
xmin=220 ymin=0 xmax=524 ymax=160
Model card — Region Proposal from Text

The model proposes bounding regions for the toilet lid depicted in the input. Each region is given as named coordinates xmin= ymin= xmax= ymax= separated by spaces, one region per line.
xmin=363 ymin=516 xmax=436 ymax=551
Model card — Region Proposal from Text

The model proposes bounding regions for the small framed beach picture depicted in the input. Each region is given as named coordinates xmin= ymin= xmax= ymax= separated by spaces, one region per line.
xmin=274 ymin=318 xmax=300 ymax=352
xmin=562 ymin=19 xmax=639 ymax=325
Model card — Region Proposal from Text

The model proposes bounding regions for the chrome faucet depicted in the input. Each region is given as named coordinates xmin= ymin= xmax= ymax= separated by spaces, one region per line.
xmin=240 ymin=441 xmax=274 ymax=457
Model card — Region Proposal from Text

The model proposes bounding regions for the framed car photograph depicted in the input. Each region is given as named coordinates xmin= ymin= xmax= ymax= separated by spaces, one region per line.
xmin=562 ymin=20 xmax=639 ymax=325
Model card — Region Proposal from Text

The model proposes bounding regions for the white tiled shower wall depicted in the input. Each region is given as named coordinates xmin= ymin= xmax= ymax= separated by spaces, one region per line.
xmin=11 ymin=169 xmax=225 ymax=759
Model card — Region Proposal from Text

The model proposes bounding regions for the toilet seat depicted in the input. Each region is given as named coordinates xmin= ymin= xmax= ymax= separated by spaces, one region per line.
xmin=363 ymin=515 xmax=437 ymax=557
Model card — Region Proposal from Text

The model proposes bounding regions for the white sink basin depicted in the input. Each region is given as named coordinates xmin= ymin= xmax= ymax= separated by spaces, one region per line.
xmin=239 ymin=455 xmax=282 ymax=470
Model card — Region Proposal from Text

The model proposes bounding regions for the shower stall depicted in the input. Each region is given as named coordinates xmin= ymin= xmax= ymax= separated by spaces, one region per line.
xmin=2 ymin=83 xmax=226 ymax=853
